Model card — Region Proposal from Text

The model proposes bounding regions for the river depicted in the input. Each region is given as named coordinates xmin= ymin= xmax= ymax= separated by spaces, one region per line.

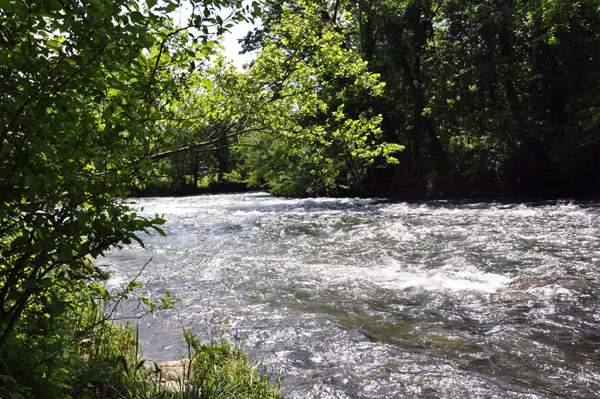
xmin=101 ymin=192 xmax=600 ymax=398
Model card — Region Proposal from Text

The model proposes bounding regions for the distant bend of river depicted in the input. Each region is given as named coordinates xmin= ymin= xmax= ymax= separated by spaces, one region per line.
xmin=101 ymin=192 xmax=600 ymax=398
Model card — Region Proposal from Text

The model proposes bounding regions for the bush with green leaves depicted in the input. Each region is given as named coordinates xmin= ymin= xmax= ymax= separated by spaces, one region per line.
xmin=0 ymin=0 xmax=260 ymax=393
xmin=0 ymin=276 xmax=134 ymax=398
xmin=0 ymin=0 xmax=252 ymax=350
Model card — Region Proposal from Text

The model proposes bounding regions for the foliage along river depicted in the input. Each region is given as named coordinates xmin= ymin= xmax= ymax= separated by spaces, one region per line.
xmin=101 ymin=192 xmax=600 ymax=398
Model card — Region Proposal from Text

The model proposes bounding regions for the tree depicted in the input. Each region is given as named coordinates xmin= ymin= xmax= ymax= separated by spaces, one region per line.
xmin=236 ymin=0 xmax=402 ymax=196
xmin=152 ymin=0 xmax=404 ymax=196
xmin=250 ymin=0 xmax=600 ymax=197
xmin=431 ymin=0 xmax=600 ymax=195
xmin=0 ymin=0 xmax=253 ymax=351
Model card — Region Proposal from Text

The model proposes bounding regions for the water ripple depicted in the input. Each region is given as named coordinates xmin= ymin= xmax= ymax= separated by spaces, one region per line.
xmin=103 ymin=193 xmax=600 ymax=398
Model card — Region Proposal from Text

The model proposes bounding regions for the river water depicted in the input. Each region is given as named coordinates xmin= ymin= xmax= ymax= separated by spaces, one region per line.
xmin=101 ymin=192 xmax=600 ymax=398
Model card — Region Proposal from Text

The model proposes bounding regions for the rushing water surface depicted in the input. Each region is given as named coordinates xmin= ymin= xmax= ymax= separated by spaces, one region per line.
xmin=101 ymin=192 xmax=600 ymax=398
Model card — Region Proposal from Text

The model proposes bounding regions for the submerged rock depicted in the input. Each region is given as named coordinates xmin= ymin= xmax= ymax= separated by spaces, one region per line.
xmin=496 ymin=276 xmax=594 ymax=301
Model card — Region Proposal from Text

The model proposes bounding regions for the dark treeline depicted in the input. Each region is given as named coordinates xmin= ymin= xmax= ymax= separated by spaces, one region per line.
xmin=147 ymin=0 xmax=600 ymax=198
xmin=245 ymin=0 xmax=600 ymax=197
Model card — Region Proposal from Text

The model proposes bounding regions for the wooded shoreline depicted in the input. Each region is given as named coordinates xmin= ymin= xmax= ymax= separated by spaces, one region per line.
xmin=131 ymin=180 xmax=600 ymax=202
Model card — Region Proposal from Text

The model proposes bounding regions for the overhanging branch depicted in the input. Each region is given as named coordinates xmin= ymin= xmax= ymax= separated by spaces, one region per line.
xmin=148 ymin=126 xmax=268 ymax=162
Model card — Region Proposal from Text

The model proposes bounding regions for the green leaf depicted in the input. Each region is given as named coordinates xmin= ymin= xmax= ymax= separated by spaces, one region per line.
xmin=22 ymin=279 xmax=38 ymax=290
xmin=6 ymin=375 xmax=17 ymax=389
xmin=164 ymin=2 xmax=177 ymax=13
xmin=50 ymin=301 xmax=65 ymax=317
xmin=201 ymin=78 xmax=214 ymax=91
xmin=91 ymin=284 xmax=109 ymax=299
xmin=129 ymin=12 xmax=142 ymax=25
xmin=33 ymin=365 xmax=49 ymax=373
xmin=42 ymin=0 xmax=57 ymax=13
xmin=134 ymin=359 xmax=146 ymax=372
xmin=25 ymin=175 xmax=38 ymax=187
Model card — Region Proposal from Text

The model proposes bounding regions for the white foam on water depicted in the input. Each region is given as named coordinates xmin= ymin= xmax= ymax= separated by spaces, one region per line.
xmin=102 ymin=194 xmax=600 ymax=399
xmin=365 ymin=263 xmax=508 ymax=293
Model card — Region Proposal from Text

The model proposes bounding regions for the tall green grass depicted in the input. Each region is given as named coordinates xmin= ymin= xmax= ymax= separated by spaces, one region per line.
xmin=0 ymin=282 xmax=282 ymax=399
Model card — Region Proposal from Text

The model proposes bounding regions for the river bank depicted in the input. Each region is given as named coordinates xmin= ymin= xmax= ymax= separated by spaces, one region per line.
xmin=129 ymin=176 xmax=600 ymax=203
xmin=129 ymin=181 xmax=255 ymax=197
xmin=0 ymin=278 xmax=282 ymax=399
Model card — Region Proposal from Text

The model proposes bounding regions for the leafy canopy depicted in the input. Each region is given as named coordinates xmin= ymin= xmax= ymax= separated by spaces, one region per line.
xmin=152 ymin=0 xmax=404 ymax=196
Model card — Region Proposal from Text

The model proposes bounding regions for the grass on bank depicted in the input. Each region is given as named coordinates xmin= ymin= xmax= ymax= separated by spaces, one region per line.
xmin=0 ymin=280 xmax=282 ymax=399
xmin=132 ymin=171 xmax=254 ymax=197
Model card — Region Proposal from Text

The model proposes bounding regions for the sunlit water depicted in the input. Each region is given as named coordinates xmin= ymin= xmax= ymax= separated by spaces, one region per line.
xmin=100 ymin=192 xmax=600 ymax=398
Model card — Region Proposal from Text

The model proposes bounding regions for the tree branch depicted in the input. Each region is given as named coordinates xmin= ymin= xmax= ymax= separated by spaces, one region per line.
xmin=148 ymin=126 xmax=267 ymax=162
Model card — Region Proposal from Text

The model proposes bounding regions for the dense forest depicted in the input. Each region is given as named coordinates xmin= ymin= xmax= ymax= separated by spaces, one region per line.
xmin=155 ymin=0 xmax=600 ymax=198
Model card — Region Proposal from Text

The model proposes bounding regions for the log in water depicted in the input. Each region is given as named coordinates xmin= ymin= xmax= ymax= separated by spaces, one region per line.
xmin=102 ymin=193 xmax=600 ymax=398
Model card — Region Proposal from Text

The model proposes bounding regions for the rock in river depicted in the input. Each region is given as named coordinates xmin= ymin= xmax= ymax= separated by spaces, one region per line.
xmin=496 ymin=276 xmax=594 ymax=301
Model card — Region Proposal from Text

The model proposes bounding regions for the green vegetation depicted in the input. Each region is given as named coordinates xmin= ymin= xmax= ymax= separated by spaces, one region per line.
xmin=1 ymin=0 xmax=598 ymax=395
xmin=0 ymin=274 xmax=137 ymax=398
xmin=0 ymin=275 xmax=281 ymax=398
xmin=0 ymin=0 xmax=397 ymax=395
xmin=148 ymin=1 xmax=403 ymax=197
xmin=234 ymin=0 xmax=600 ymax=197
xmin=176 ymin=328 xmax=282 ymax=399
